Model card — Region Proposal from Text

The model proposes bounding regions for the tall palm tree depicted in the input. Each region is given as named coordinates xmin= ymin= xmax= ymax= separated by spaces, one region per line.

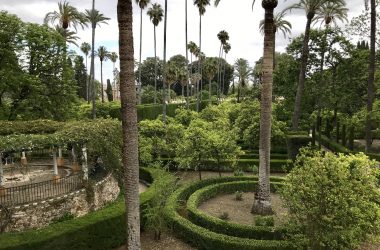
xmin=80 ymin=42 xmax=91 ymax=102
xmin=117 ymin=0 xmax=141 ymax=248
xmin=162 ymin=0 xmax=168 ymax=123
xmin=194 ymin=0 xmax=211 ymax=110
xmin=222 ymin=42 xmax=231 ymax=96
xmin=203 ymin=57 xmax=219 ymax=103
xmin=185 ymin=0 xmax=190 ymax=108
xmin=136 ymin=0 xmax=151 ymax=104
xmin=109 ymin=52 xmax=119 ymax=70
xmin=95 ymin=46 xmax=110 ymax=103
xmin=217 ymin=30 xmax=229 ymax=99
xmin=147 ymin=3 xmax=164 ymax=105
xmin=285 ymin=0 xmax=345 ymax=130
xmin=84 ymin=6 xmax=110 ymax=118
xmin=109 ymin=52 xmax=119 ymax=101
xmin=44 ymin=1 xmax=87 ymax=46
xmin=54 ymin=25 xmax=80 ymax=46
xmin=234 ymin=58 xmax=251 ymax=103
xmin=187 ymin=41 xmax=199 ymax=96
xmin=364 ymin=0 xmax=376 ymax=152
xmin=259 ymin=10 xmax=292 ymax=69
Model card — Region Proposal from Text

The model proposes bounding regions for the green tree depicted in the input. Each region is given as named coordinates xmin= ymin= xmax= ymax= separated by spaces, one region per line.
xmin=217 ymin=30 xmax=229 ymax=98
xmin=234 ymin=58 xmax=251 ymax=103
xmin=147 ymin=3 xmax=164 ymax=104
xmin=80 ymin=42 xmax=91 ymax=102
xmin=74 ymin=56 xmax=87 ymax=100
xmin=84 ymin=6 xmax=110 ymax=118
xmin=221 ymin=42 xmax=231 ymax=95
xmin=136 ymin=0 xmax=151 ymax=104
xmin=282 ymin=148 xmax=380 ymax=249
xmin=137 ymin=57 xmax=163 ymax=89
xmin=203 ymin=57 xmax=219 ymax=103
xmin=106 ymin=79 xmax=113 ymax=102
xmin=117 ymin=0 xmax=141 ymax=248
xmin=95 ymin=45 xmax=110 ymax=103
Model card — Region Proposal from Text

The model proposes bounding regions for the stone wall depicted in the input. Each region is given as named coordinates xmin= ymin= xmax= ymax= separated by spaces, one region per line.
xmin=3 ymin=173 xmax=120 ymax=232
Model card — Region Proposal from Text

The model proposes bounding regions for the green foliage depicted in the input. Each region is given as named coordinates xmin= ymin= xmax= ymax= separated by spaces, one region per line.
xmin=105 ymin=79 xmax=113 ymax=102
xmin=281 ymin=148 xmax=380 ymax=250
xmin=285 ymin=134 xmax=312 ymax=161
xmin=0 ymin=120 xmax=62 ymax=135
xmin=235 ymin=190 xmax=243 ymax=201
xmin=74 ymin=56 xmax=87 ymax=100
xmin=254 ymin=216 xmax=274 ymax=227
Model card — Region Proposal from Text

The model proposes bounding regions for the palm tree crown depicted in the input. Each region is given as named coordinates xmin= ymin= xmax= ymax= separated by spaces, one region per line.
xmin=223 ymin=42 xmax=231 ymax=54
xmin=217 ymin=30 xmax=229 ymax=44
xmin=147 ymin=3 xmax=164 ymax=26
xmin=194 ymin=0 xmax=211 ymax=15
xmin=44 ymin=1 xmax=87 ymax=30
xmin=314 ymin=1 xmax=348 ymax=26
xmin=80 ymin=42 xmax=91 ymax=56
xmin=96 ymin=46 xmax=110 ymax=62
xmin=285 ymin=0 xmax=346 ymax=19
xmin=109 ymin=52 xmax=119 ymax=64
xmin=84 ymin=9 xmax=110 ymax=28
xmin=135 ymin=0 xmax=151 ymax=9
xmin=54 ymin=25 xmax=79 ymax=46
xmin=260 ymin=10 xmax=292 ymax=37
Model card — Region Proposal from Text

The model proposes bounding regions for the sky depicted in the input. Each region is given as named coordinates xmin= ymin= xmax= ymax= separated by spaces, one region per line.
xmin=0 ymin=0 xmax=364 ymax=84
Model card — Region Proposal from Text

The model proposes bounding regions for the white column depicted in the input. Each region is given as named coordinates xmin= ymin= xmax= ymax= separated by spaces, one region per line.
xmin=0 ymin=153 xmax=4 ymax=187
xmin=21 ymin=151 xmax=26 ymax=158
xmin=82 ymin=147 xmax=88 ymax=181
xmin=58 ymin=148 xmax=62 ymax=158
xmin=72 ymin=147 xmax=76 ymax=163
xmin=53 ymin=148 xmax=58 ymax=176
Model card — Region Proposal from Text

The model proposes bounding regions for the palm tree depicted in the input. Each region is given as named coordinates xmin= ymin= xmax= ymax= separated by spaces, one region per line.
xmin=109 ymin=52 xmax=119 ymax=100
xmin=285 ymin=0 xmax=345 ymax=130
xmin=203 ymin=57 xmax=219 ymax=103
xmin=109 ymin=52 xmax=119 ymax=70
xmin=364 ymin=0 xmax=376 ymax=152
xmin=147 ymin=3 xmax=164 ymax=105
xmin=185 ymin=0 xmax=190 ymax=108
xmin=80 ymin=42 xmax=91 ymax=102
xmin=259 ymin=10 xmax=292 ymax=69
xmin=194 ymin=0 xmax=211 ymax=109
xmin=117 ymin=0 xmax=141 ymax=248
xmin=54 ymin=25 xmax=80 ymax=46
xmin=44 ymin=1 xmax=87 ymax=46
xmin=95 ymin=46 xmax=110 ymax=103
xmin=222 ymin=42 xmax=231 ymax=96
xmin=234 ymin=58 xmax=251 ymax=103
xmin=217 ymin=30 xmax=229 ymax=99
xmin=84 ymin=6 xmax=110 ymax=118
xmin=162 ymin=0 xmax=168 ymax=123
xmin=136 ymin=0 xmax=151 ymax=104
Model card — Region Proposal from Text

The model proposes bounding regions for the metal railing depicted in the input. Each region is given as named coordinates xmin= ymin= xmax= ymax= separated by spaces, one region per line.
xmin=0 ymin=174 xmax=83 ymax=207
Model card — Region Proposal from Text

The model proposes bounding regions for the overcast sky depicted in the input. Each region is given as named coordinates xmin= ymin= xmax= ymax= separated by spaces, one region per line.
xmin=0 ymin=0 xmax=364 ymax=83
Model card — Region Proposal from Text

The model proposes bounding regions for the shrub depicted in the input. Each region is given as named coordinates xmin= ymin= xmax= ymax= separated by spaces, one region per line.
xmin=218 ymin=212 xmax=229 ymax=221
xmin=235 ymin=191 xmax=244 ymax=201
xmin=281 ymin=148 xmax=380 ymax=250
xmin=254 ymin=216 xmax=274 ymax=227
xmin=285 ymin=133 xmax=311 ymax=161
xmin=0 ymin=120 xmax=62 ymax=135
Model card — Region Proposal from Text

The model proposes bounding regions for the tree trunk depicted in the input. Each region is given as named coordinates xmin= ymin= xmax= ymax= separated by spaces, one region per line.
xmin=365 ymin=0 xmax=376 ymax=153
xmin=154 ymin=25 xmax=157 ymax=104
xmin=237 ymin=76 xmax=241 ymax=103
xmin=138 ymin=7 xmax=143 ymax=105
xmin=85 ymin=54 xmax=89 ymax=103
xmin=222 ymin=53 xmax=227 ymax=97
xmin=291 ymin=13 xmax=314 ymax=130
xmin=90 ymin=0 xmax=96 ymax=119
xmin=342 ymin=124 xmax=346 ymax=147
xmin=117 ymin=0 xmax=141 ymax=249
xmin=209 ymin=78 xmax=212 ymax=104
xmin=217 ymin=44 xmax=222 ymax=100
xmin=162 ymin=0 xmax=168 ymax=124
xmin=101 ymin=60 xmax=104 ymax=102
xmin=185 ymin=0 xmax=190 ymax=109
xmin=252 ymin=1 xmax=277 ymax=215
xmin=196 ymin=14 xmax=202 ymax=113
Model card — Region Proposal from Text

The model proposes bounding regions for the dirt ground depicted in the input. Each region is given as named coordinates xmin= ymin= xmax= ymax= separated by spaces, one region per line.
xmin=198 ymin=192 xmax=287 ymax=226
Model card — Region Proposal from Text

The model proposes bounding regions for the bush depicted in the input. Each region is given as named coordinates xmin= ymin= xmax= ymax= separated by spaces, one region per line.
xmin=0 ymin=167 xmax=168 ymax=250
xmin=285 ymin=133 xmax=311 ymax=161
xmin=164 ymin=177 xmax=296 ymax=250
xmin=317 ymin=133 xmax=350 ymax=153
xmin=235 ymin=191 xmax=244 ymax=201
xmin=186 ymin=180 xmax=286 ymax=240
xmin=0 ymin=120 xmax=63 ymax=135
xmin=281 ymin=148 xmax=380 ymax=250
xmin=254 ymin=216 xmax=274 ymax=227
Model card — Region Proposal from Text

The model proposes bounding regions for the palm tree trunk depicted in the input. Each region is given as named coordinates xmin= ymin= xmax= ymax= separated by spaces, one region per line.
xmin=138 ymin=7 xmax=143 ymax=105
xmin=209 ymin=78 xmax=212 ymax=103
xmin=222 ymin=53 xmax=227 ymax=96
xmin=162 ymin=0 xmax=168 ymax=123
xmin=185 ymin=0 xmax=190 ymax=109
xmin=101 ymin=60 xmax=104 ymax=102
xmin=85 ymin=54 xmax=89 ymax=103
xmin=117 ymin=0 xmax=141 ymax=249
xmin=237 ymin=76 xmax=241 ymax=103
xmin=252 ymin=0 xmax=277 ymax=215
xmin=90 ymin=0 xmax=96 ymax=119
xmin=154 ymin=25 xmax=157 ymax=104
xmin=291 ymin=14 xmax=314 ymax=130
xmin=366 ymin=0 xmax=376 ymax=153
xmin=217 ymin=43 xmax=222 ymax=100
xmin=196 ymin=14 xmax=202 ymax=112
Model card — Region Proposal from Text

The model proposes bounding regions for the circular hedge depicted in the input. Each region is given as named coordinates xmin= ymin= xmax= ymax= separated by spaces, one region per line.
xmin=186 ymin=180 xmax=287 ymax=240
xmin=164 ymin=176 xmax=297 ymax=250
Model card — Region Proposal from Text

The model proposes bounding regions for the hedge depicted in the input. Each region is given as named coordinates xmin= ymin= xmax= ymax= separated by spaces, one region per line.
xmin=239 ymin=153 xmax=288 ymax=160
xmin=317 ymin=133 xmax=351 ymax=154
xmin=187 ymin=180 xmax=287 ymax=240
xmin=164 ymin=177 xmax=296 ymax=250
xmin=285 ymin=134 xmax=311 ymax=161
xmin=0 ymin=167 xmax=167 ymax=250
xmin=0 ymin=120 xmax=63 ymax=136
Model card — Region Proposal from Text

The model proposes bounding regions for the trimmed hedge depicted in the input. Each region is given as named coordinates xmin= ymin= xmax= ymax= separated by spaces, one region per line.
xmin=187 ymin=180 xmax=287 ymax=240
xmin=286 ymin=134 xmax=311 ymax=161
xmin=164 ymin=177 xmax=296 ymax=250
xmin=317 ymin=133 xmax=351 ymax=154
xmin=0 ymin=120 xmax=63 ymax=135
xmin=0 ymin=167 xmax=167 ymax=250
xmin=239 ymin=153 xmax=288 ymax=160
